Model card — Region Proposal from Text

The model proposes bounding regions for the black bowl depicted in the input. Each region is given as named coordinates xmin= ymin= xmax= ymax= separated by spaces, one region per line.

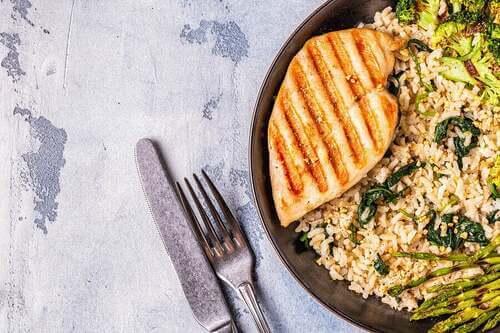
xmin=249 ymin=1 xmax=437 ymax=332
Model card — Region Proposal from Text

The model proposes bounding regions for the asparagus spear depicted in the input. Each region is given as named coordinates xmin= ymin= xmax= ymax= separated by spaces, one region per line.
xmin=482 ymin=310 xmax=500 ymax=331
xmin=419 ymin=272 xmax=500 ymax=310
xmin=393 ymin=252 xmax=470 ymax=261
xmin=411 ymin=289 xmax=500 ymax=320
xmin=429 ymin=271 xmax=500 ymax=293
xmin=389 ymin=237 xmax=500 ymax=297
xmin=417 ymin=278 xmax=500 ymax=313
xmin=467 ymin=235 xmax=500 ymax=264
xmin=388 ymin=263 xmax=476 ymax=297
xmin=486 ymin=264 xmax=500 ymax=274
xmin=428 ymin=295 xmax=500 ymax=333
xmin=453 ymin=308 xmax=500 ymax=333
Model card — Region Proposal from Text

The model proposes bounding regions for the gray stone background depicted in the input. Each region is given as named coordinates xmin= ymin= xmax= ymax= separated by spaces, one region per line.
xmin=0 ymin=0 xmax=365 ymax=332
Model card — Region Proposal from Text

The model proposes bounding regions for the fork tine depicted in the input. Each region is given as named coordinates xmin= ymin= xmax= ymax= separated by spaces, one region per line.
xmin=193 ymin=174 xmax=233 ymax=245
xmin=201 ymin=170 xmax=247 ymax=246
xmin=184 ymin=177 xmax=224 ymax=254
xmin=176 ymin=182 xmax=213 ymax=258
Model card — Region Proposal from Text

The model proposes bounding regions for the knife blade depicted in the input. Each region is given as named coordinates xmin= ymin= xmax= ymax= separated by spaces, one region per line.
xmin=135 ymin=138 xmax=235 ymax=333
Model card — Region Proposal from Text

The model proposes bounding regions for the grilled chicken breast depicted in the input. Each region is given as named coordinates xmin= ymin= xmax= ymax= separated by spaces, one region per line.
xmin=268 ymin=28 xmax=402 ymax=227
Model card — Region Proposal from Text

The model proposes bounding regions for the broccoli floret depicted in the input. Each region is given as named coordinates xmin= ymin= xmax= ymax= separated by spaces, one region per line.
xmin=448 ymin=0 xmax=463 ymax=13
xmin=397 ymin=0 xmax=418 ymax=23
xmin=440 ymin=56 xmax=478 ymax=84
xmin=418 ymin=0 xmax=441 ymax=31
xmin=431 ymin=21 xmax=467 ymax=46
xmin=448 ymin=0 xmax=487 ymax=14
xmin=447 ymin=10 xmax=483 ymax=23
xmin=450 ymin=35 xmax=474 ymax=56
xmin=464 ymin=35 xmax=500 ymax=105
xmin=489 ymin=21 xmax=500 ymax=38
xmin=463 ymin=0 xmax=486 ymax=12
xmin=472 ymin=51 xmax=500 ymax=105
xmin=488 ymin=38 xmax=500 ymax=59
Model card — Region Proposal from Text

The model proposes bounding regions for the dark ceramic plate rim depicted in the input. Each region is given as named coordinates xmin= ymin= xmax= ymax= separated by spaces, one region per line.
xmin=248 ymin=1 xmax=377 ymax=331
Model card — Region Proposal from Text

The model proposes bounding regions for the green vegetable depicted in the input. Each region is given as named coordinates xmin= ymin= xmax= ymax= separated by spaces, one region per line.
xmin=348 ymin=223 xmax=360 ymax=245
xmin=295 ymin=231 xmax=310 ymax=253
xmin=456 ymin=215 xmax=489 ymax=245
xmin=488 ymin=155 xmax=500 ymax=200
xmin=428 ymin=296 xmax=500 ymax=333
xmin=389 ymin=235 xmax=500 ymax=297
xmin=431 ymin=21 xmax=467 ymax=47
xmin=434 ymin=116 xmax=481 ymax=170
xmin=418 ymin=0 xmax=441 ymax=31
xmin=384 ymin=161 xmax=425 ymax=188
xmin=447 ymin=0 xmax=487 ymax=14
xmin=414 ymin=91 xmax=436 ymax=116
xmin=411 ymin=288 xmax=500 ymax=320
xmin=422 ymin=272 xmax=500 ymax=308
xmin=467 ymin=234 xmax=500 ymax=264
xmin=388 ymin=71 xmax=404 ymax=96
xmin=487 ymin=210 xmax=500 ymax=223
xmin=357 ymin=186 xmax=397 ymax=227
xmin=448 ymin=10 xmax=484 ymax=23
xmin=440 ymin=56 xmax=477 ymax=84
xmin=388 ymin=262 xmax=476 ymax=297
xmin=374 ymin=254 xmax=389 ymax=275
xmin=392 ymin=251 xmax=469 ymax=261
xmin=454 ymin=308 xmax=500 ymax=333
xmin=408 ymin=39 xmax=435 ymax=92
xmin=428 ymin=269 xmax=500 ymax=291
xmin=357 ymin=162 xmax=424 ymax=227
xmin=396 ymin=0 xmax=418 ymax=23
xmin=438 ymin=194 xmax=460 ymax=212
xmin=426 ymin=213 xmax=462 ymax=249
xmin=427 ymin=213 xmax=489 ymax=249
xmin=483 ymin=309 xmax=500 ymax=331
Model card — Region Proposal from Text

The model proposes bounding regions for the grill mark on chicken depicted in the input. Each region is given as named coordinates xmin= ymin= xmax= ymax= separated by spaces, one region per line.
xmin=351 ymin=29 xmax=385 ymax=86
xmin=328 ymin=32 xmax=383 ymax=152
xmin=306 ymin=42 xmax=366 ymax=167
xmin=280 ymin=89 xmax=329 ymax=192
xmin=269 ymin=122 xmax=304 ymax=194
xmin=291 ymin=61 xmax=350 ymax=185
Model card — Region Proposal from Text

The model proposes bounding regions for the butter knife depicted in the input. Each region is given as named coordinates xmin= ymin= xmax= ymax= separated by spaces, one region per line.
xmin=135 ymin=138 xmax=235 ymax=333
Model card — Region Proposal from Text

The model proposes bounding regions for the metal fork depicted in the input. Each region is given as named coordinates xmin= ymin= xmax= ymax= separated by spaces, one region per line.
xmin=176 ymin=170 xmax=271 ymax=333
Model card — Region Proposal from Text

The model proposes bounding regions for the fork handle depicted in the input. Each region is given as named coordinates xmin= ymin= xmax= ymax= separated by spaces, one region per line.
xmin=237 ymin=282 xmax=271 ymax=333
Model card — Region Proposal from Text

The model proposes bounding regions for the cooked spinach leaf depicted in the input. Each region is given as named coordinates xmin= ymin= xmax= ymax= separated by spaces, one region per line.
xmin=426 ymin=212 xmax=489 ymax=249
xmin=487 ymin=210 xmax=500 ymax=223
xmin=453 ymin=135 xmax=479 ymax=169
xmin=357 ymin=187 xmax=397 ymax=227
xmin=456 ymin=215 xmax=489 ymax=246
xmin=491 ymin=184 xmax=500 ymax=200
xmin=434 ymin=116 xmax=480 ymax=170
xmin=384 ymin=161 xmax=425 ymax=188
xmin=408 ymin=38 xmax=433 ymax=52
xmin=357 ymin=162 xmax=424 ymax=227
xmin=295 ymin=231 xmax=310 ymax=253
xmin=374 ymin=254 xmax=390 ymax=276
xmin=426 ymin=212 xmax=462 ymax=249
xmin=388 ymin=71 xmax=404 ymax=96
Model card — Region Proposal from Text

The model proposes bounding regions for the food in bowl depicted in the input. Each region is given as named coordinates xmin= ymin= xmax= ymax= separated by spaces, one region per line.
xmin=270 ymin=1 xmax=499 ymax=332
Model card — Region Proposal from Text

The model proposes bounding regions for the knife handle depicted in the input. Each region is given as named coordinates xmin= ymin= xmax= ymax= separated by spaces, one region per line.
xmin=238 ymin=282 xmax=271 ymax=333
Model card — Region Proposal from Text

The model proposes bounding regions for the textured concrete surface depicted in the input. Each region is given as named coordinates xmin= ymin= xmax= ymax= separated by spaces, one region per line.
xmin=1 ymin=1 xmax=364 ymax=332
